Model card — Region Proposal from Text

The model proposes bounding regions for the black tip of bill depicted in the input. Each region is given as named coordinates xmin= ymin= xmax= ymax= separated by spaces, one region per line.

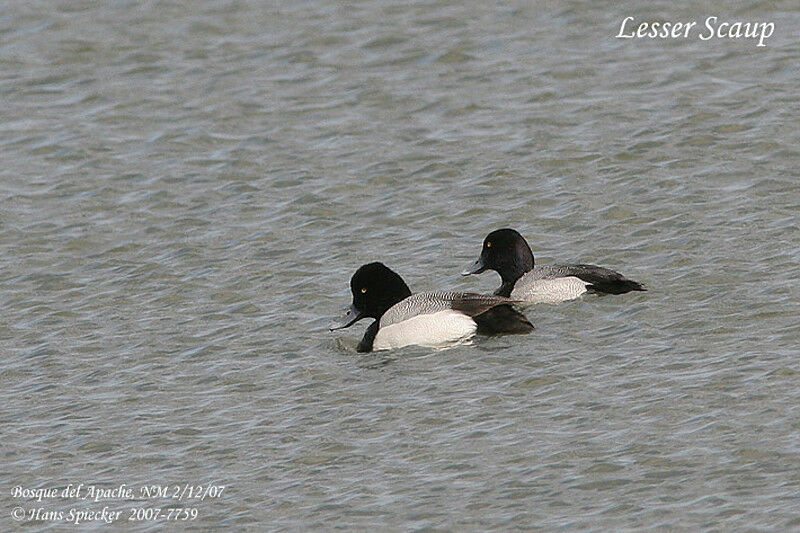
xmin=461 ymin=257 xmax=485 ymax=276
xmin=329 ymin=304 xmax=363 ymax=331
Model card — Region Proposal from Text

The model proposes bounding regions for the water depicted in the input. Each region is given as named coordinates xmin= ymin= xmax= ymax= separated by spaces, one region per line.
xmin=2 ymin=1 xmax=799 ymax=530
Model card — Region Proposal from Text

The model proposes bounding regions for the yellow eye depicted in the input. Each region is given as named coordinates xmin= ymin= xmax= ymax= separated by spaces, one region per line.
xmin=361 ymin=287 xmax=367 ymax=293
xmin=486 ymin=241 xmax=492 ymax=248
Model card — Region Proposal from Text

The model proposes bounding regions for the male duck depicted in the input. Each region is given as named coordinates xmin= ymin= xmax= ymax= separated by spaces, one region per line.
xmin=331 ymin=262 xmax=532 ymax=352
xmin=462 ymin=228 xmax=645 ymax=304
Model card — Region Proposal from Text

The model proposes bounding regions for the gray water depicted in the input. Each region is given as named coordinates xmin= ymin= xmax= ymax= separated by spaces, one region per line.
xmin=2 ymin=1 xmax=799 ymax=531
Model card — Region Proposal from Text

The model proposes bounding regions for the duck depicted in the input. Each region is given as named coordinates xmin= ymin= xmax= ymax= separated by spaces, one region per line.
xmin=330 ymin=262 xmax=533 ymax=352
xmin=462 ymin=228 xmax=645 ymax=304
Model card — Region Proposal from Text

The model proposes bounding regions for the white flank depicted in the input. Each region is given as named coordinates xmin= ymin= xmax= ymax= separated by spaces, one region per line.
xmin=373 ymin=310 xmax=477 ymax=351
xmin=512 ymin=276 xmax=590 ymax=304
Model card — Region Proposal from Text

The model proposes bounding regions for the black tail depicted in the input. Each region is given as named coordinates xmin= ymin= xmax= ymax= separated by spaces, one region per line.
xmin=473 ymin=305 xmax=534 ymax=335
xmin=560 ymin=264 xmax=646 ymax=296
xmin=587 ymin=278 xmax=646 ymax=295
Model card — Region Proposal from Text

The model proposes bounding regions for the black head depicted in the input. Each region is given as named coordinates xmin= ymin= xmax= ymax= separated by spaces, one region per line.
xmin=462 ymin=228 xmax=535 ymax=288
xmin=330 ymin=262 xmax=412 ymax=330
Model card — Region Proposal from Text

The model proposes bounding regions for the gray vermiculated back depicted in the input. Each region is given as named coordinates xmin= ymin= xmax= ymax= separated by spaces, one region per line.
xmin=532 ymin=264 xmax=627 ymax=281
xmin=380 ymin=292 xmax=512 ymax=327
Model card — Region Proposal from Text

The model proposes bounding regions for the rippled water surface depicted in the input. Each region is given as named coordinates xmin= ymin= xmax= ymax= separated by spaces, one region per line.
xmin=2 ymin=1 xmax=799 ymax=530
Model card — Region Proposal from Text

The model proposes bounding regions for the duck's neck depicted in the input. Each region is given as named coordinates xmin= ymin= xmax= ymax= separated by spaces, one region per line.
xmin=494 ymin=281 xmax=516 ymax=298
xmin=357 ymin=321 xmax=379 ymax=353
xmin=496 ymin=241 xmax=534 ymax=291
